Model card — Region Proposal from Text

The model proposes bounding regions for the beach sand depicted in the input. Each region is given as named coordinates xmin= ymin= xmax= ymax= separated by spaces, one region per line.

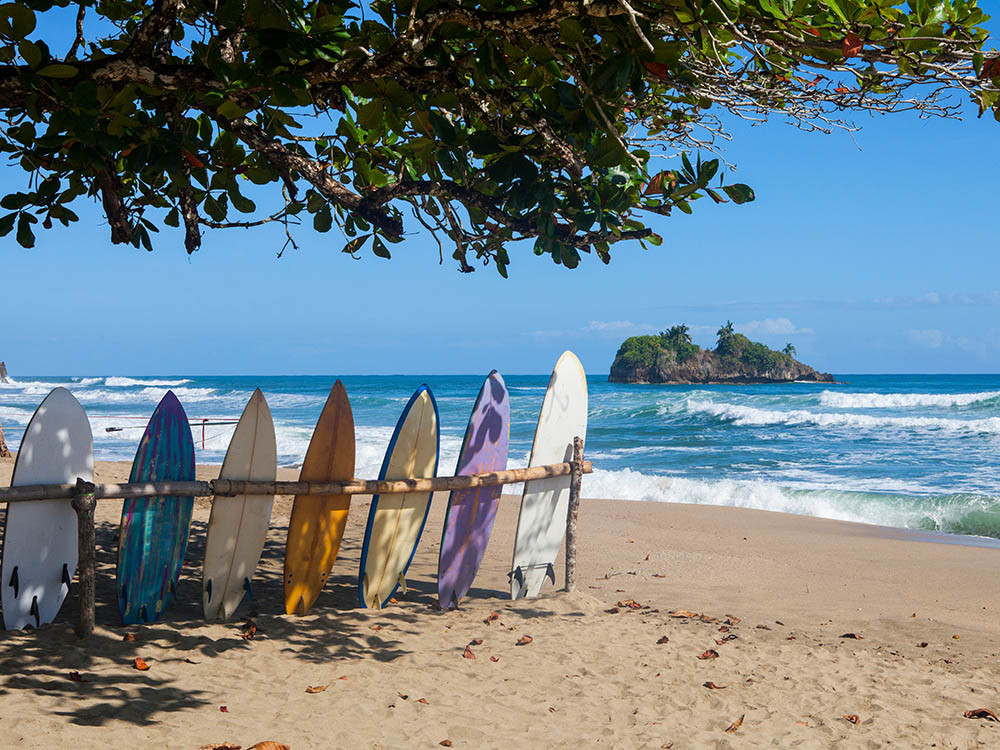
xmin=1 ymin=456 xmax=999 ymax=748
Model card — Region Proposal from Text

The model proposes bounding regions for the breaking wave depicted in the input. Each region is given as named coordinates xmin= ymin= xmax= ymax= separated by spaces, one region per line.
xmin=819 ymin=390 xmax=1000 ymax=409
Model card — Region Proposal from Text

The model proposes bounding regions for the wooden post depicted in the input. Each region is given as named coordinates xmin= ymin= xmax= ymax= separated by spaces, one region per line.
xmin=71 ymin=478 xmax=97 ymax=638
xmin=565 ymin=436 xmax=584 ymax=592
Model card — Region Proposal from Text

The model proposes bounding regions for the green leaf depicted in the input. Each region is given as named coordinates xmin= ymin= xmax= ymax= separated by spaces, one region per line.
xmin=821 ymin=0 xmax=848 ymax=23
xmin=722 ymin=184 xmax=755 ymax=204
xmin=0 ymin=212 xmax=15 ymax=236
xmin=16 ymin=212 xmax=34 ymax=248
xmin=18 ymin=40 xmax=40 ymax=69
xmin=372 ymin=236 xmax=391 ymax=259
xmin=36 ymin=64 xmax=78 ymax=78
xmin=342 ymin=233 xmax=371 ymax=255
xmin=313 ymin=205 xmax=332 ymax=232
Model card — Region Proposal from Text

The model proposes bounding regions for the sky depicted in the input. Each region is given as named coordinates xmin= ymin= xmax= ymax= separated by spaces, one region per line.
xmin=2 ymin=17 xmax=999 ymax=376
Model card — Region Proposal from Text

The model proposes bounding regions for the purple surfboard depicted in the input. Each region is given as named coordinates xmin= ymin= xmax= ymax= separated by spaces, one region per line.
xmin=437 ymin=371 xmax=510 ymax=609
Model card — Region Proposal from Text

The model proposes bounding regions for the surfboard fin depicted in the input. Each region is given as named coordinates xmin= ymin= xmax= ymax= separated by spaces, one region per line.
xmin=449 ymin=589 xmax=460 ymax=610
xmin=372 ymin=595 xmax=382 ymax=611
xmin=206 ymin=578 xmax=213 ymax=602
xmin=61 ymin=563 xmax=72 ymax=588
xmin=8 ymin=566 xmax=18 ymax=599
xmin=397 ymin=572 xmax=408 ymax=596
xmin=545 ymin=562 xmax=556 ymax=585
xmin=243 ymin=577 xmax=254 ymax=601
xmin=29 ymin=596 xmax=39 ymax=628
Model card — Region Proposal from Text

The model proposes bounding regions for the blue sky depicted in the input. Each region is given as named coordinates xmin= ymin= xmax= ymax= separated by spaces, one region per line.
xmin=2 ymin=21 xmax=999 ymax=376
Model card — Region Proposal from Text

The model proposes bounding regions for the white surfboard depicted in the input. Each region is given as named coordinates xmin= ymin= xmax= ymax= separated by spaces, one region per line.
xmin=2 ymin=388 xmax=93 ymax=629
xmin=510 ymin=351 xmax=588 ymax=599
xmin=202 ymin=389 xmax=277 ymax=620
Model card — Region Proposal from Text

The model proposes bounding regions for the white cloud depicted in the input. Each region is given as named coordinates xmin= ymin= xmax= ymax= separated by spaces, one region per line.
xmin=736 ymin=318 xmax=814 ymax=336
xmin=907 ymin=328 xmax=945 ymax=349
xmin=580 ymin=320 xmax=656 ymax=337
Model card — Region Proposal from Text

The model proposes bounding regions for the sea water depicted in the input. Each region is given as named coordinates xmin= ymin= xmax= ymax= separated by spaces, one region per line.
xmin=2 ymin=374 xmax=999 ymax=540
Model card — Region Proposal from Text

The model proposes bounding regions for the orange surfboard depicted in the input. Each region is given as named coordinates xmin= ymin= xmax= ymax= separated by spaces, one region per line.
xmin=283 ymin=381 xmax=356 ymax=615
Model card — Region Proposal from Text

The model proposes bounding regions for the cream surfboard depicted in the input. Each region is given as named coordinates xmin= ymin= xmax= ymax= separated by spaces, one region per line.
xmin=202 ymin=389 xmax=277 ymax=621
xmin=2 ymin=388 xmax=93 ymax=629
xmin=358 ymin=386 xmax=439 ymax=609
xmin=510 ymin=351 xmax=588 ymax=599
xmin=283 ymin=381 xmax=355 ymax=615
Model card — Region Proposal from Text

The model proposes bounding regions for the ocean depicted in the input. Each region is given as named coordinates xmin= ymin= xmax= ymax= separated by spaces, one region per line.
xmin=2 ymin=373 xmax=999 ymax=540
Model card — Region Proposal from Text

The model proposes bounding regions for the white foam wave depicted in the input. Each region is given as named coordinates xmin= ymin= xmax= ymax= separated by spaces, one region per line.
xmin=0 ymin=405 xmax=33 ymax=425
xmin=685 ymin=398 xmax=1000 ymax=435
xmin=74 ymin=377 xmax=102 ymax=386
xmin=820 ymin=390 xmax=1000 ymax=409
xmin=583 ymin=468 xmax=999 ymax=534
xmin=73 ymin=386 xmax=218 ymax=405
xmin=104 ymin=377 xmax=194 ymax=387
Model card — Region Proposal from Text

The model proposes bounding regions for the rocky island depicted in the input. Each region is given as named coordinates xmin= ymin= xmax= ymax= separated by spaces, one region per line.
xmin=609 ymin=324 xmax=836 ymax=385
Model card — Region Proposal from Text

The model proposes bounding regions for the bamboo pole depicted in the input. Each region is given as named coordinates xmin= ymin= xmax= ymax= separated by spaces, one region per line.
xmin=565 ymin=437 xmax=585 ymax=592
xmin=0 ymin=461 xmax=594 ymax=504
xmin=71 ymin=478 xmax=97 ymax=638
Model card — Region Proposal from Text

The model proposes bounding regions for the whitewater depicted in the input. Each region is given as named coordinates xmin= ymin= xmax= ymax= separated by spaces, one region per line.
xmin=2 ymin=373 xmax=999 ymax=540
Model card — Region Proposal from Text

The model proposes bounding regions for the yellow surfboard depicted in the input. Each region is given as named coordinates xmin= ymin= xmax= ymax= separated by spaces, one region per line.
xmin=283 ymin=381 xmax=355 ymax=615
xmin=358 ymin=386 xmax=439 ymax=609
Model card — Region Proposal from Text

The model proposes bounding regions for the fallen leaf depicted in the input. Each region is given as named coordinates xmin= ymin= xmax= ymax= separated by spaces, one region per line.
xmin=68 ymin=671 xmax=89 ymax=683
xmin=219 ymin=706 xmax=229 ymax=713
xmin=755 ymin=624 xmax=771 ymax=631
xmin=843 ymin=714 xmax=860 ymax=725
xmin=398 ymin=692 xmax=408 ymax=700
xmin=656 ymin=636 xmax=669 ymax=645
xmin=626 ymin=539 xmax=634 ymax=544
xmin=795 ymin=721 xmax=810 ymax=727
xmin=652 ymin=574 xmax=666 ymax=578
xmin=718 ymin=625 xmax=730 ymax=633
xmin=669 ymin=609 xmax=697 ymax=618
xmin=200 ymin=744 xmax=241 ymax=750
xmin=247 ymin=744 xmax=289 ymax=750
xmin=726 ymin=615 xmax=742 ymax=625
xmin=953 ymin=634 xmax=960 ymax=640
xmin=516 ymin=635 xmax=533 ymax=646
xmin=644 ymin=554 xmax=650 ymax=561
xmin=918 ymin=642 xmax=928 ymax=648
xmin=389 ymin=597 xmax=398 ymax=604
xmin=964 ymin=708 xmax=999 ymax=721
xmin=370 ymin=624 xmax=383 ymax=631
xmin=132 ymin=657 xmax=150 ymax=671
xmin=439 ymin=741 xmax=453 ymax=747
xmin=605 ymin=607 xmax=621 ymax=615
xmin=842 ymin=31 xmax=863 ymax=58
xmin=724 ymin=714 xmax=744 ymax=733
xmin=242 ymin=622 xmax=257 ymax=641
xmin=185 ymin=658 xmax=199 ymax=664
xmin=468 ymin=639 xmax=483 ymax=646
xmin=122 ymin=632 xmax=139 ymax=642
xmin=484 ymin=611 xmax=499 ymax=624
xmin=617 ymin=599 xmax=642 ymax=609
xmin=338 ymin=675 xmax=348 ymax=680
xmin=703 ymin=682 xmax=726 ymax=690
xmin=305 ymin=685 xmax=328 ymax=694
xmin=698 ymin=649 xmax=719 ymax=661
xmin=462 ymin=645 xmax=477 ymax=660
xmin=416 ymin=698 xmax=430 ymax=705
xmin=840 ymin=633 xmax=863 ymax=640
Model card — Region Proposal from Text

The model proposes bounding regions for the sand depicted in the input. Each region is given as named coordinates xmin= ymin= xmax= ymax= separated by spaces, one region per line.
xmin=1 ymin=456 xmax=999 ymax=748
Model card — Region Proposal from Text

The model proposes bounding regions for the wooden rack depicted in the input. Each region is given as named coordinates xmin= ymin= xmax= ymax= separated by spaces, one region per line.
xmin=0 ymin=441 xmax=590 ymax=637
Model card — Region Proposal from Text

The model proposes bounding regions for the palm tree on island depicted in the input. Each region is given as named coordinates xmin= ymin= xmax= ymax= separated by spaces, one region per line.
xmin=717 ymin=321 xmax=736 ymax=346
xmin=783 ymin=344 xmax=797 ymax=357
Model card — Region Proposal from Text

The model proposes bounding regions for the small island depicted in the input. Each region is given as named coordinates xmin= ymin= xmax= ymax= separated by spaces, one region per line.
xmin=609 ymin=323 xmax=836 ymax=385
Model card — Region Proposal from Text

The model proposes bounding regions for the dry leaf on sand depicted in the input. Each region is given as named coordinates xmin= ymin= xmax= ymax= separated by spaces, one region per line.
xmin=964 ymin=708 xmax=999 ymax=721
xmin=247 ymin=743 xmax=290 ymax=750
xmin=840 ymin=633 xmax=863 ymax=640
xmin=656 ymin=636 xmax=669 ymax=645
xmin=370 ymin=624 xmax=383 ymax=631
xmin=462 ymin=646 xmax=477 ymax=659
xmin=484 ymin=611 xmax=499 ymax=624
xmin=219 ymin=706 xmax=229 ymax=713
xmin=724 ymin=715 xmax=744 ymax=733
xmin=617 ymin=599 xmax=642 ymax=609
xmin=305 ymin=685 xmax=328 ymax=694
xmin=843 ymin=715 xmax=860 ymax=725
xmin=242 ymin=622 xmax=258 ymax=641
xmin=68 ymin=671 xmax=89 ymax=682
xmin=132 ymin=657 xmax=151 ymax=671
xmin=703 ymin=682 xmax=726 ymax=690
xmin=468 ymin=638 xmax=483 ymax=646
xmin=122 ymin=632 xmax=139 ymax=642
xmin=490 ymin=656 xmax=500 ymax=662
xmin=200 ymin=744 xmax=241 ymax=750
xmin=697 ymin=649 xmax=719 ymax=660
xmin=516 ymin=635 xmax=533 ymax=646
xmin=416 ymin=698 xmax=430 ymax=705
xmin=439 ymin=741 xmax=453 ymax=747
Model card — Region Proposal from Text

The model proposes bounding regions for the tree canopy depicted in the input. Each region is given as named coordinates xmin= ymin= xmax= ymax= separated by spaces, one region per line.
xmin=0 ymin=0 xmax=996 ymax=273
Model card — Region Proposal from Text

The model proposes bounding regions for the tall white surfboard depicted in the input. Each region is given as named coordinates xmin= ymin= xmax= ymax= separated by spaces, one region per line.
xmin=1 ymin=388 xmax=93 ymax=629
xmin=202 ymin=389 xmax=277 ymax=620
xmin=510 ymin=351 xmax=587 ymax=599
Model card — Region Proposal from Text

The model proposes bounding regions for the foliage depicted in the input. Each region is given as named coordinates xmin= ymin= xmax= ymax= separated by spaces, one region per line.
xmin=0 ymin=1 xmax=996 ymax=272
xmin=783 ymin=343 xmax=797 ymax=357
xmin=715 ymin=331 xmax=794 ymax=371
xmin=658 ymin=324 xmax=699 ymax=361
xmin=613 ymin=334 xmax=665 ymax=370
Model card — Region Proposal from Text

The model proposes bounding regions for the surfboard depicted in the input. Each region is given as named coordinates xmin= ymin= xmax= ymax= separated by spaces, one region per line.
xmin=283 ymin=381 xmax=355 ymax=616
xmin=510 ymin=351 xmax=588 ymax=599
xmin=202 ymin=389 xmax=277 ymax=621
xmin=117 ymin=390 xmax=195 ymax=625
xmin=358 ymin=385 xmax=439 ymax=609
xmin=437 ymin=371 xmax=509 ymax=609
xmin=1 ymin=388 xmax=93 ymax=630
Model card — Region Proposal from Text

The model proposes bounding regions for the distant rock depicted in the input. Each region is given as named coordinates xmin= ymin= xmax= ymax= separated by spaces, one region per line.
xmin=609 ymin=330 xmax=836 ymax=385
